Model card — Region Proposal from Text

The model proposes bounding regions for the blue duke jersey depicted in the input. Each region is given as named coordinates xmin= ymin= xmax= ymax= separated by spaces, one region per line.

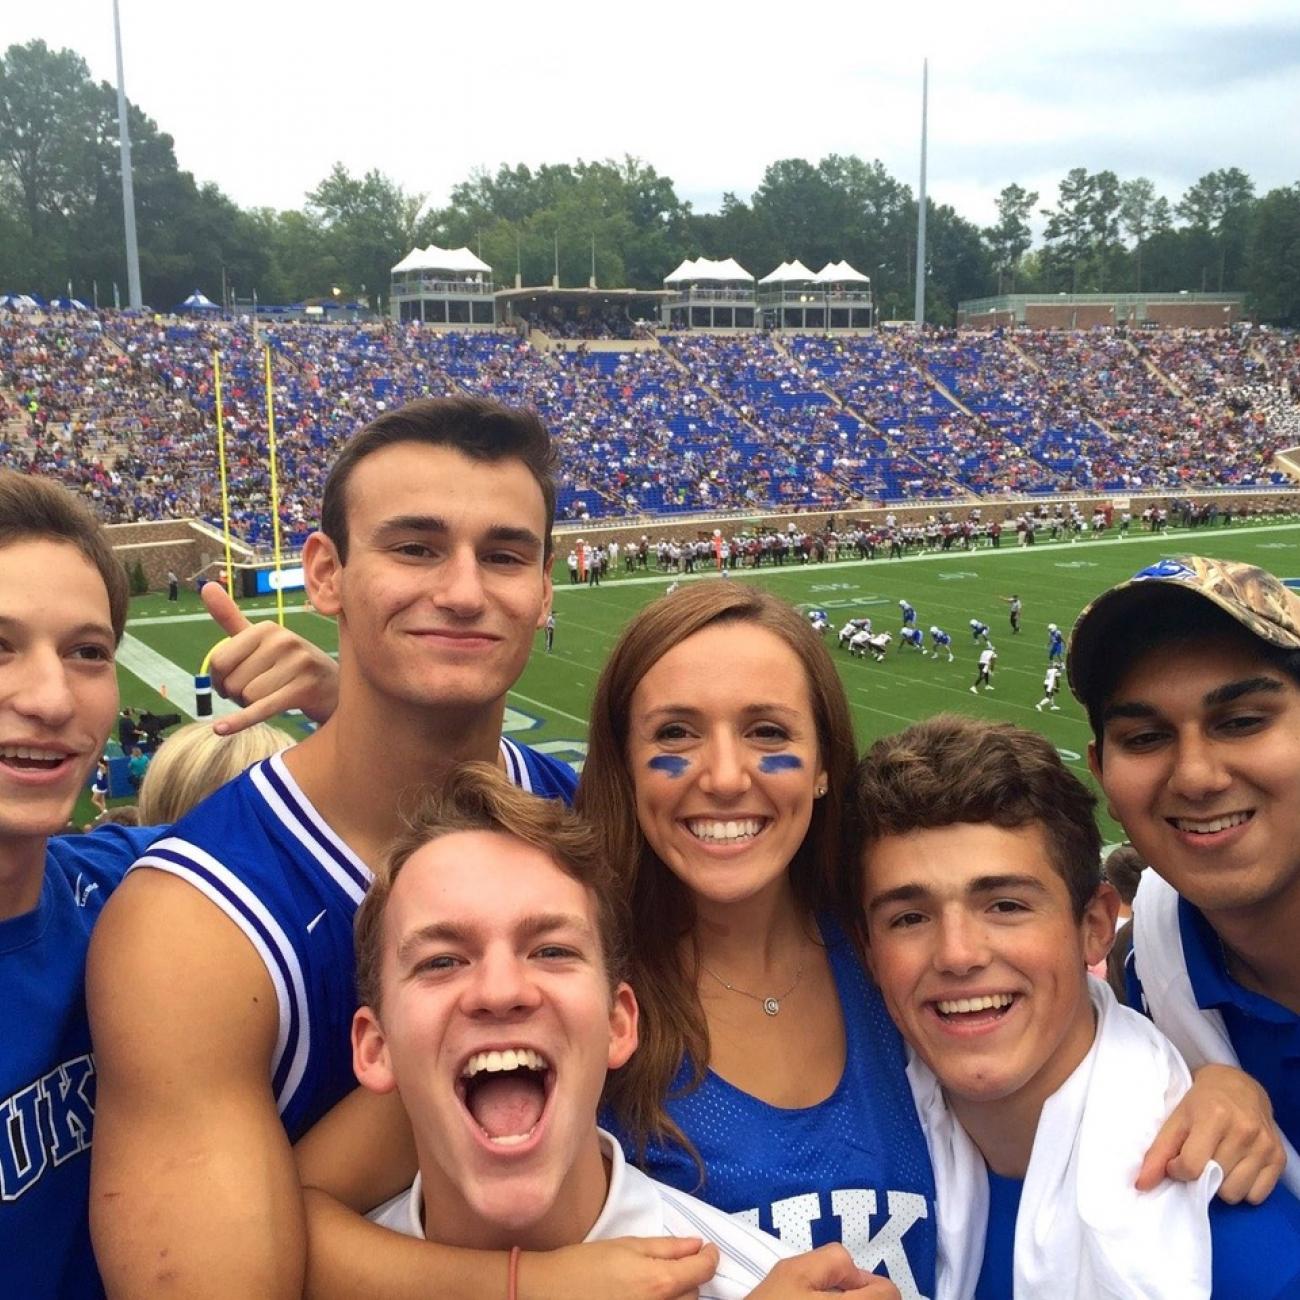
xmin=606 ymin=918 xmax=938 ymax=1300
xmin=131 ymin=741 xmax=576 ymax=1141
xmin=2 ymin=824 xmax=159 ymax=1300
xmin=975 ymin=1168 xmax=1300 ymax=1300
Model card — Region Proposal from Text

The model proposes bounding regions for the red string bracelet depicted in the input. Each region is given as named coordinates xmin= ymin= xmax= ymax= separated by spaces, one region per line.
xmin=507 ymin=1245 xmax=521 ymax=1300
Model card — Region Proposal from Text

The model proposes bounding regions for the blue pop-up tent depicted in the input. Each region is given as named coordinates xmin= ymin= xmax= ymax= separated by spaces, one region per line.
xmin=177 ymin=290 xmax=220 ymax=313
xmin=49 ymin=296 xmax=90 ymax=311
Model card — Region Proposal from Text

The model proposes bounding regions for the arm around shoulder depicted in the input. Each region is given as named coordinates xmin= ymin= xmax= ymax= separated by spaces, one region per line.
xmin=87 ymin=868 xmax=306 ymax=1298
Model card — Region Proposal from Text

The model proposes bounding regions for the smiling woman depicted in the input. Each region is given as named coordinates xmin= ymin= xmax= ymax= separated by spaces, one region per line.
xmin=577 ymin=582 xmax=939 ymax=1293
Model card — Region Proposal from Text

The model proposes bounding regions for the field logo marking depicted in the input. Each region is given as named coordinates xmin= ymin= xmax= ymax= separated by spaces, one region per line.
xmin=502 ymin=706 xmax=542 ymax=734
xmin=937 ymin=572 xmax=978 ymax=580
xmin=530 ymin=740 xmax=589 ymax=774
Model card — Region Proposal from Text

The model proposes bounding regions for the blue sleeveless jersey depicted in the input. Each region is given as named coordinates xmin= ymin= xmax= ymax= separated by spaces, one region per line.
xmin=605 ymin=918 xmax=938 ymax=1300
xmin=2 ymin=824 xmax=159 ymax=1300
xmin=131 ymin=741 xmax=576 ymax=1141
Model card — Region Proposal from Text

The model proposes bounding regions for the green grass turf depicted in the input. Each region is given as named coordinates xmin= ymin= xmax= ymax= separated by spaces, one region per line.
xmin=97 ymin=517 xmax=1300 ymax=840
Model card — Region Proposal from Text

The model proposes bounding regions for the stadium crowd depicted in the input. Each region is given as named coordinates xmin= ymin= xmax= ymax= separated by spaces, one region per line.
xmin=1 ymin=313 xmax=1296 ymax=544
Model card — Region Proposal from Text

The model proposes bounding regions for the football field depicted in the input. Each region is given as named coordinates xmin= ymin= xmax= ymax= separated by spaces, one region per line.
xmin=112 ymin=518 xmax=1300 ymax=842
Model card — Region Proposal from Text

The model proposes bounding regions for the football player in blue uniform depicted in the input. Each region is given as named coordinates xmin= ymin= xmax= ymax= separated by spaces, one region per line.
xmin=929 ymin=627 xmax=954 ymax=662
xmin=899 ymin=599 xmax=917 ymax=628
xmin=1047 ymin=623 xmax=1066 ymax=667
xmin=969 ymin=618 xmax=991 ymax=645
xmin=900 ymin=627 xmax=928 ymax=656
xmin=86 ymin=399 xmax=597 ymax=1297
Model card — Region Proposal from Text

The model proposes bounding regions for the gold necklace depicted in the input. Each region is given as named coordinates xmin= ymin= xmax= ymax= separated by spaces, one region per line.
xmin=699 ymin=961 xmax=804 ymax=1016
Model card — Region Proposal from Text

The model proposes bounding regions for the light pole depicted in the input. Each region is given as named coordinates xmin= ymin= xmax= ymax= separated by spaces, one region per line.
xmin=112 ymin=0 xmax=143 ymax=309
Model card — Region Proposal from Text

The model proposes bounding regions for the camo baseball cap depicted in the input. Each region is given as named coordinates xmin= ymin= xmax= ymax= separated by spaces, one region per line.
xmin=1068 ymin=555 xmax=1300 ymax=707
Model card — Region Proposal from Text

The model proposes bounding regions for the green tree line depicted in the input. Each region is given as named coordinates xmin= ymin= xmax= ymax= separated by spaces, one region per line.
xmin=2 ymin=39 xmax=1297 ymax=324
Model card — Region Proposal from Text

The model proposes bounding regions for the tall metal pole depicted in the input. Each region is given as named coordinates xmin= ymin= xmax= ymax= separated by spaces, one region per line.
xmin=112 ymin=0 xmax=142 ymax=309
xmin=913 ymin=58 xmax=928 ymax=329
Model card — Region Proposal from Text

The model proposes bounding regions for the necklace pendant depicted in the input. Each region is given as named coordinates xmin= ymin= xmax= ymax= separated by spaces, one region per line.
xmin=762 ymin=997 xmax=781 ymax=1016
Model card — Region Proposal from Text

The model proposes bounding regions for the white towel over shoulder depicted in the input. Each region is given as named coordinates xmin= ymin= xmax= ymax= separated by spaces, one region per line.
xmin=1131 ymin=868 xmax=1300 ymax=1196
xmin=911 ymin=977 xmax=1221 ymax=1300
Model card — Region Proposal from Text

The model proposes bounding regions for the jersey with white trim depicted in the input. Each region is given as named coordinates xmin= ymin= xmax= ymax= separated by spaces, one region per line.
xmin=369 ymin=1130 xmax=794 ymax=1299
xmin=931 ymin=630 xmax=952 ymax=647
xmin=901 ymin=628 xmax=923 ymax=647
xmin=604 ymin=918 xmax=937 ymax=1300
xmin=2 ymin=824 xmax=159 ymax=1300
xmin=129 ymin=742 xmax=576 ymax=1141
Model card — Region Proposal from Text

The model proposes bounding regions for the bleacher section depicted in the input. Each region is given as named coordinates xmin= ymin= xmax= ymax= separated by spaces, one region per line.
xmin=1 ymin=316 xmax=1295 ymax=543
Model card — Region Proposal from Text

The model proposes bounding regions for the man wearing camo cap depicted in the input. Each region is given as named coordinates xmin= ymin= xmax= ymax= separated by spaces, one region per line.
xmin=1070 ymin=555 xmax=1300 ymax=1202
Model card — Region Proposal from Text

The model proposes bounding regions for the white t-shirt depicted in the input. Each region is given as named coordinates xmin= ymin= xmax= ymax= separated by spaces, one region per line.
xmin=367 ymin=1129 xmax=793 ymax=1299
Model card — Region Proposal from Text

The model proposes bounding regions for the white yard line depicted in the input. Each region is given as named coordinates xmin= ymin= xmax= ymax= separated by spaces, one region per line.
xmin=115 ymin=634 xmax=239 ymax=719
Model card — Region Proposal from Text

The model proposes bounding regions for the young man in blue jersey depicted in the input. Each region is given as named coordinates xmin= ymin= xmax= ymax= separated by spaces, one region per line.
xmin=1072 ymin=556 xmax=1300 ymax=1196
xmin=0 ymin=471 xmax=157 ymax=1299
xmin=0 ymin=470 xmax=334 ymax=1299
xmin=320 ymin=762 xmax=895 ymax=1300
xmin=86 ymin=399 xmax=716 ymax=1299
xmin=851 ymin=714 xmax=1300 ymax=1299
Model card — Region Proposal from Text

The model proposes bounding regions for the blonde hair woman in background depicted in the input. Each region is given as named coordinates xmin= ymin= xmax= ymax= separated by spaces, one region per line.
xmin=137 ymin=721 xmax=294 ymax=825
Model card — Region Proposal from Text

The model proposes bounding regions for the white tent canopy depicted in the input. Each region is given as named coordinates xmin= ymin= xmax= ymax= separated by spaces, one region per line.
xmin=812 ymin=260 xmax=872 ymax=284
xmin=759 ymin=259 xmax=816 ymax=284
xmin=392 ymin=245 xmax=493 ymax=276
xmin=663 ymin=256 xmax=754 ymax=285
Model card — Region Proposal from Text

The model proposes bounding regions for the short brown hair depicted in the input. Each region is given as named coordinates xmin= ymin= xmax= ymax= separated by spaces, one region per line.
xmin=320 ymin=397 xmax=558 ymax=563
xmin=0 ymin=470 xmax=129 ymax=642
xmin=1104 ymin=843 xmax=1147 ymax=907
xmin=578 ymin=582 xmax=858 ymax=1166
xmin=354 ymin=762 xmax=629 ymax=1012
xmin=849 ymin=714 xmax=1102 ymax=922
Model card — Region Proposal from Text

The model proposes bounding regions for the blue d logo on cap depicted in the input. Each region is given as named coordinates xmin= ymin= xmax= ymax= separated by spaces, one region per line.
xmin=1132 ymin=559 xmax=1197 ymax=583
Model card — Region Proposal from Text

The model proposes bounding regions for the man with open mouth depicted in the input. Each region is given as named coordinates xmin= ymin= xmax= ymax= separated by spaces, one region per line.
xmin=1073 ymin=556 xmax=1300 ymax=1200
xmin=345 ymin=763 xmax=897 ymax=1299
xmin=852 ymin=714 xmax=1300 ymax=1299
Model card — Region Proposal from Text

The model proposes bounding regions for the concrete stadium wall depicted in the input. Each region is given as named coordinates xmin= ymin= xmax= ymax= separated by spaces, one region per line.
xmin=107 ymin=519 xmax=253 ymax=591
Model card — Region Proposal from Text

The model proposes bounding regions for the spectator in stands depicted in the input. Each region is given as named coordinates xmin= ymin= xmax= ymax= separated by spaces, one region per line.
xmin=135 ymin=720 xmax=294 ymax=824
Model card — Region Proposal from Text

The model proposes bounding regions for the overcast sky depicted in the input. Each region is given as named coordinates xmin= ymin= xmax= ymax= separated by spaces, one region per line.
xmin=6 ymin=0 xmax=1298 ymax=231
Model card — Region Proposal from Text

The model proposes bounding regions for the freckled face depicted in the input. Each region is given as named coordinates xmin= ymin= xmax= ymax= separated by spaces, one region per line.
xmin=628 ymin=624 xmax=827 ymax=911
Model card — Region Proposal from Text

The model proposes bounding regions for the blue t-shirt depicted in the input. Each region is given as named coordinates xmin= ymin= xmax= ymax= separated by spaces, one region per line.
xmin=975 ymin=1166 xmax=1300 ymax=1299
xmin=604 ymin=917 xmax=937 ymax=1300
xmin=1 ymin=824 xmax=159 ymax=1300
xmin=132 ymin=742 xmax=576 ymax=1141
xmin=1128 ymin=896 xmax=1300 ymax=1157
